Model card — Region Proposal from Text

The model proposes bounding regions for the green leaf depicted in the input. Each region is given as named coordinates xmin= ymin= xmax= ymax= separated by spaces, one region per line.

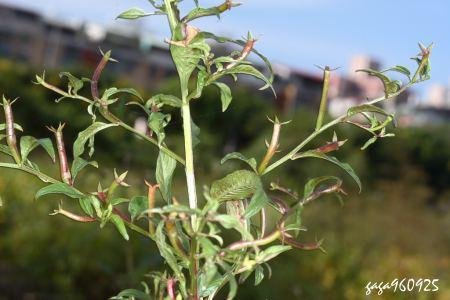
xmin=221 ymin=152 xmax=257 ymax=172
xmin=112 ymin=289 xmax=151 ymax=300
xmin=170 ymin=30 xmax=203 ymax=90
xmin=210 ymin=170 xmax=261 ymax=202
xmin=203 ymin=32 xmax=274 ymax=85
xmin=361 ymin=136 xmax=378 ymax=150
xmin=244 ymin=187 xmax=270 ymax=218
xmin=79 ymin=196 xmax=95 ymax=217
xmin=35 ymin=183 xmax=84 ymax=199
xmin=222 ymin=65 xmax=275 ymax=95
xmin=347 ymin=104 xmax=390 ymax=117
xmin=254 ymin=265 xmax=264 ymax=286
xmin=257 ymin=245 xmax=292 ymax=263
xmin=73 ymin=122 xmax=118 ymax=158
xmin=148 ymin=112 xmax=171 ymax=145
xmin=71 ymin=157 xmax=98 ymax=182
xmin=156 ymin=150 xmax=177 ymax=202
xmin=212 ymin=82 xmax=233 ymax=112
xmin=102 ymin=87 xmax=143 ymax=102
xmin=0 ymin=123 xmax=23 ymax=132
xmin=182 ymin=7 xmax=222 ymax=22
xmin=214 ymin=214 xmax=252 ymax=240
xmin=356 ymin=68 xmax=401 ymax=97
xmin=155 ymin=222 xmax=184 ymax=279
xmin=304 ymin=176 xmax=341 ymax=199
xmin=129 ymin=196 xmax=148 ymax=222
xmin=116 ymin=7 xmax=153 ymax=20
xmin=110 ymin=214 xmax=129 ymax=240
xmin=147 ymin=94 xmax=182 ymax=108
xmin=293 ymin=151 xmax=361 ymax=192
xmin=59 ymin=72 xmax=84 ymax=95
xmin=20 ymin=136 xmax=55 ymax=163
xmin=382 ymin=65 xmax=411 ymax=79
xmin=191 ymin=119 xmax=201 ymax=149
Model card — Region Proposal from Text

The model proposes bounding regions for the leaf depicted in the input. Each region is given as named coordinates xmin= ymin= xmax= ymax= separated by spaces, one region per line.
xmin=148 ymin=112 xmax=171 ymax=145
xmin=147 ymin=94 xmax=182 ymax=108
xmin=71 ymin=157 xmax=98 ymax=182
xmin=356 ymin=68 xmax=401 ymax=97
xmin=129 ymin=196 xmax=148 ymax=222
xmin=214 ymin=214 xmax=252 ymax=239
xmin=59 ymin=72 xmax=84 ymax=95
xmin=182 ymin=7 xmax=222 ymax=23
xmin=222 ymin=65 xmax=275 ymax=95
xmin=382 ymin=65 xmax=411 ymax=79
xmin=210 ymin=170 xmax=261 ymax=202
xmin=110 ymin=214 xmax=129 ymax=240
xmin=20 ymin=136 xmax=55 ymax=163
xmin=304 ymin=176 xmax=341 ymax=199
xmin=73 ymin=122 xmax=118 ymax=158
xmin=257 ymin=245 xmax=292 ymax=263
xmin=347 ymin=104 xmax=390 ymax=117
xmin=361 ymin=136 xmax=378 ymax=150
xmin=79 ymin=196 xmax=95 ymax=217
xmin=221 ymin=152 xmax=257 ymax=172
xmin=0 ymin=123 xmax=23 ymax=131
xmin=116 ymin=7 xmax=153 ymax=20
xmin=155 ymin=222 xmax=184 ymax=279
xmin=102 ymin=87 xmax=143 ymax=102
xmin=212 ymin=82 xmax=233 ymax=112
xmin=254 ymin=265 xmax=264 ymax=286
xmin=170 ymin=29 xmax=204 ymax=90
xmin=191 ymin=119 xmax=201 ymax=149
xmin=203 ymin=32 xmax=274 ymax=85
xmin=35 ymin=183 xmax=84 ymax=199
xmin=244 ymin=187 xmax=270 ymax=218
xmin=156 ymin=150 xmax=177 ymax=202
xmin=111 ymin=289 xmax=151 ymax=300
xmin=293 ymin=151 xmax=361 ymax=192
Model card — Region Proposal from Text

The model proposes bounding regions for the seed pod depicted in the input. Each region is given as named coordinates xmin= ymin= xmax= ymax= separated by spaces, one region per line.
xmin=145 ymin=181 xmax=159 ymax=236
xmin=2 ymin=96 xmax=21 ymax=164
xmin=50 ymin=203 xmax=96 ymax=222
xmin=48 ymin=123 xmax=72 ymax=185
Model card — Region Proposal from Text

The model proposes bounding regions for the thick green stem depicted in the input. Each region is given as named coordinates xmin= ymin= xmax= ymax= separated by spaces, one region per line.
xmin=315 ymin=66 xmax=331 ymax=131
xmin=164 ymin=0 xmax=178 ymax=33
xmin=182 ymin=102 xmax=198 ymax=228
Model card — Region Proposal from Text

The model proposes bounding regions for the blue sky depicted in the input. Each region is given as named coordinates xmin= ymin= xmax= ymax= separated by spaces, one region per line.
xmin=1 ymin=0 xmax=449 ymax=96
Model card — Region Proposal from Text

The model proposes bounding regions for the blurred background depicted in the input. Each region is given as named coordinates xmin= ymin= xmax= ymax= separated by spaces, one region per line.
xmin=0 ymin=0 xmax=449 ymax=299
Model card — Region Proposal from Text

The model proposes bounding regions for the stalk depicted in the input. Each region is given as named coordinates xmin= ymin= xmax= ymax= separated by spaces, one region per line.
xmin=2 ymin=97 xmax=21 ymax=164
xmin=315 ymin=66 xmax=331 ymax=131
xmin=164 ymin=2 xmax=199 ymax=298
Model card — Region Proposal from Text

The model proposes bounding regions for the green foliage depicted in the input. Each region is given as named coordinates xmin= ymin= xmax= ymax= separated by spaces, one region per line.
xmin=0 ymin=1 xmax=434 ymax=299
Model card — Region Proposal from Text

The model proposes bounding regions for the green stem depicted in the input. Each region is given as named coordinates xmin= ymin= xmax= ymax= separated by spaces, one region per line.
xmin=164 ymin=0 xmax=178 ymax=33
xmin=181 ymin=102 xmax=198 ymax=228
xmin=99 ymin=108 xmax=185 ymax=165
xmin=315 ymin=66 xmax=331 ymax=131
xmin=262 ymin=85 xmax=411 ymax=175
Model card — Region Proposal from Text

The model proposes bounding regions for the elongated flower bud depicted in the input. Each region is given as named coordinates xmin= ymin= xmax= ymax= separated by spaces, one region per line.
xmin=2 ymin=96 xmax=21 ymax=164
xmin=145 ymin=181 xmax=159 ymax=236
xmin=48 ymin=123 xmax=72 ymax=185
xmin=50 ymin=204 xmax=96 ymax=222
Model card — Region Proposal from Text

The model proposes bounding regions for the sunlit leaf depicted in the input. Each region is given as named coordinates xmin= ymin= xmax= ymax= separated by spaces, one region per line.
xmin=293 ymin=151 xmax=361 ymax=192
xmin=110 ymin=214 xmax=129 ymax=240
